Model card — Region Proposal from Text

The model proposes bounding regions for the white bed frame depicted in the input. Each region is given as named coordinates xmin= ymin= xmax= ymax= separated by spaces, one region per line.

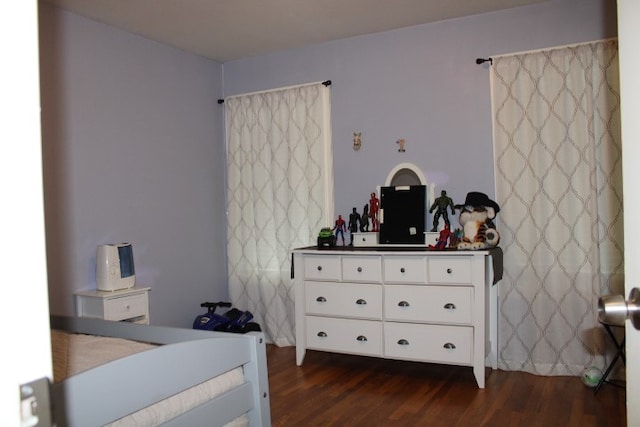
xmin=50 ymin=315 xmax=271 ymax=427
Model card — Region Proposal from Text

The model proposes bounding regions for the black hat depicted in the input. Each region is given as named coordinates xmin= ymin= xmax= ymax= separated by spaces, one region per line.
xmin=455 ymin=191 xmax=500 ymax=213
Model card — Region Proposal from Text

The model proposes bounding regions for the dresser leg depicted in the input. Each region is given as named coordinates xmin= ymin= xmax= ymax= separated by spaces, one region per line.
xmin=474 ymin=365 xmax=485 ymax=389
xmin=296 ymin=347 xmax=306 ymax=366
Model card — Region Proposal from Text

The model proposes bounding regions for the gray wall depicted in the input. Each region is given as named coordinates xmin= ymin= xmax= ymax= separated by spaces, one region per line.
xmin=39 ymin=0 xmax=617 ymax=328
xmin=39 ymin=3 xmax=228 ymax=327
xmin=223 ymin=0 xmax=617 ymax=220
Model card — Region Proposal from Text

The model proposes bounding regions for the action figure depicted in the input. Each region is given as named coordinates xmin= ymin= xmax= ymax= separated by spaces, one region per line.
xmin=449 ymin=228 xmax=463 ymax=248
xmin=348 ymin=207 xmax=361 ymax=246
xmin=369 ymin=192 xmax=380 ymax=232
xmin=429 ymin=190 xmax=456 ymax=232
xmin=428 ymin=224 xmax=452 ymax=250
xmin=360 ymin=204 xmax=370 ymax=232
xmin=333 ymin=214 xmax=347 ymax=246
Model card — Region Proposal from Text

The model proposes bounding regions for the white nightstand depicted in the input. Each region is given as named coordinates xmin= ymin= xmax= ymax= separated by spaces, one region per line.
xmin=74 ymin=286 xmax=151 ymax=324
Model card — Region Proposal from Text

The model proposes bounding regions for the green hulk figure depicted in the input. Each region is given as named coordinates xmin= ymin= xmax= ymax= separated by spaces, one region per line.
xmin=429 ymin=190 xmax=456 ymax=232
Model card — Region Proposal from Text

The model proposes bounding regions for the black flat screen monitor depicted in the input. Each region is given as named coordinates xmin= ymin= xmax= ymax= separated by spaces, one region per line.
xmin=379 ymin=185 xmax=426 ymax=244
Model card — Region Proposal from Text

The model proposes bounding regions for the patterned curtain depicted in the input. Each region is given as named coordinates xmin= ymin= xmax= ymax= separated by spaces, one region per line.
xmin=491 ymin=40 xmax=623 ymax=375
xmin=225 ymin=83 xmax=333 ymax=346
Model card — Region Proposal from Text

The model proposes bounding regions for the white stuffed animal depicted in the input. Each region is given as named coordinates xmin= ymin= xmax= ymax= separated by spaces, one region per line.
xmin=455 ymin=192 xmax=500 ymax=250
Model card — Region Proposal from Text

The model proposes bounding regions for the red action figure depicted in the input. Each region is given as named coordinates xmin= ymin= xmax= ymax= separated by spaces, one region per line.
xmin=429 ymin=224 xmax=452 ymax=250
xmin=369 ymin=192 xmax=380 ymax=232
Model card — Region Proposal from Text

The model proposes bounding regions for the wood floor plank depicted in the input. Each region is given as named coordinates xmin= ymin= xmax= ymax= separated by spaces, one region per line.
xmin=266 ymin=346 xmax=626 ymax=426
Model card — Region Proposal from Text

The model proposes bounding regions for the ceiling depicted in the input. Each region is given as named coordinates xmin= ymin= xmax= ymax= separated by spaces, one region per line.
xmin=42 ymin=0 xmax=549 ymax=62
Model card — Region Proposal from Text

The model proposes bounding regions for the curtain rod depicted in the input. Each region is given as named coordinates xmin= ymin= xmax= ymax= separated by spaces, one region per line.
xmin=218 ymin=80 xmax=331 ymax=104
xmin=475 ymin=37 xmax=618 ymax=66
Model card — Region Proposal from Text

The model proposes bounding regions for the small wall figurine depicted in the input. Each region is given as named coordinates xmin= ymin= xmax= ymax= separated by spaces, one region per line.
xmin=396 ymin=139 xmax=406 ymax=152
xmin=353 ymin=132 xmax=362 ymax=151
xmin=429 ymin=190 xmax=456 ymax=232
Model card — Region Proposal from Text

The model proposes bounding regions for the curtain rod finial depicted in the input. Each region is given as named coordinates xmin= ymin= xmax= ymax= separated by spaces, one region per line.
xmin=476 ymin=57 xmax=493 ymax=65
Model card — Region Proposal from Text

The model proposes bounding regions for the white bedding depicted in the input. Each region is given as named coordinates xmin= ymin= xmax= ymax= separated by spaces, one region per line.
xmin=52 ymin=329 xmax=156 ymax=381
xmin=51 ymin=330 xmax=249 ymax=426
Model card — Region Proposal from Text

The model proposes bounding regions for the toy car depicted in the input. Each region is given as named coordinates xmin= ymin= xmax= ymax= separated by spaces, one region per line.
xmin=317 ymin=227 xmax=336 ymax=248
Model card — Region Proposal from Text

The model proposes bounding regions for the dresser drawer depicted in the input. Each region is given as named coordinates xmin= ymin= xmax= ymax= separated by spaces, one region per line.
xmin=306 ymin=316 xmax=383 ymax=356
xmin=103 ymin=292 xmax=148 ymax=321
xmin=352 ymin=232 xmax=378 ymax=246
xmin=428 ymin=257 xmax=472 ymax=283
xmin=384 ymin=322 xmax=472 ymax=364
xmin=304 ymin=255 xmax=341 ymax=281
xmin=383 ymin=256 xmax=427 ymax=283
xmin=384 ymin=285 xmax=472 ymax=324
xmin=342 ymin=256 xmax=382 ymax=283
xmin=305 ymin=281 xmax=382 ymax=319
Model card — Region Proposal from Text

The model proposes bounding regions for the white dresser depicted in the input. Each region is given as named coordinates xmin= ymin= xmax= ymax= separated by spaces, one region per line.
xmin=292 ymin=247 xmax=499 ymax=388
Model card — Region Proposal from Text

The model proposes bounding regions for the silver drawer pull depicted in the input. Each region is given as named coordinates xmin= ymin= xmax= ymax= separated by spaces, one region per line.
xmin=397 ymin=339 xmax=409 ymax=346
xmin=443 ymin=342 xmax=456 ymax=350
xmin=356 ymin=335 xmax=368 ymax=342
xmin=357 ymin=267 xmax=363 ymax=272
xmin=446 ymin=268 xmax=453 ymax=274
xmin=356 ymin=299 xmax=367 ymax=305
xmin=444 ymin=303 xmax=456 ymax=310
xmin=317 ymin=265 xmax=323 ymax=271
xmin=316 ymin=296 xmax=327 ymax=303
xmin=398 ymin=300 xmax=410 ymax=307
xmin=400 ymin=267 xmax=406 ymax=273
xmin=317 ymin=331 xmax=327 ymax=337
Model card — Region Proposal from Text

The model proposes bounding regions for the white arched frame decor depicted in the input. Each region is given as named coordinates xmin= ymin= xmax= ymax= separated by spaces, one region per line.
xmin=383 ymin=162 xmax=435 ymax=203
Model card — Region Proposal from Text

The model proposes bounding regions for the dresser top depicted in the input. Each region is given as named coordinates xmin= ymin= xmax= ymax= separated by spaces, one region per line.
xmin=292 ymin=245 xmax=495 ymax=256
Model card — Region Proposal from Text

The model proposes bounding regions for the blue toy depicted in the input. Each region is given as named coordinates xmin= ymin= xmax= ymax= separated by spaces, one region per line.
xmin=193 ymin=301 xmax=261 ymax=333
xmin=193 ymin=301 xmax=232 ymax=330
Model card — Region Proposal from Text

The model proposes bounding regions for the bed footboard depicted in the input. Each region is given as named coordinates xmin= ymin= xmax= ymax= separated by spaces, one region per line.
xmin=50 ymin=315 xmax=271 ymax=427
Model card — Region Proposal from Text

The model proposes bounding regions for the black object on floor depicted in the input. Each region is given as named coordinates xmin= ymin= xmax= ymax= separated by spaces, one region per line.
xmin=594 ymin=322 xmax=625 ymax=393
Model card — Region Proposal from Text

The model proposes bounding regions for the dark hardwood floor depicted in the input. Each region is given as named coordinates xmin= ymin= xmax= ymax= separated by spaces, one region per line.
xmin=266 ymin=345 xmax=625 ymax=427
